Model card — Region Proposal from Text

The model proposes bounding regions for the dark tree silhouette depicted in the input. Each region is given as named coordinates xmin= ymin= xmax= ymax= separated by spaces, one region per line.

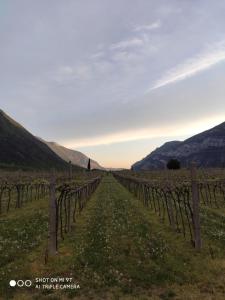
xmin=167 ymin=159 xmax=181 ymax=170
xmin=87 ymin=158 xmax=91 ymax=171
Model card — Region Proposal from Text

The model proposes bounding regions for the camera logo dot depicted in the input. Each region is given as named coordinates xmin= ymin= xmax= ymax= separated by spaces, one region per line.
xmin=25 ymin=280 xmax=32 ymax=287
xmin=17 ymin=280 xmax=24 ymax=287
xmin=9 ymin=280 xmax=16 ymax=287
xmin=9 ymin=279 xmax=32 ymax=287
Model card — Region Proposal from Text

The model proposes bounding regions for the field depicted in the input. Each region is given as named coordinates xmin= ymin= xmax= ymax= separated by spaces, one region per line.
xmin=0 ymin=169 xmax=224 ymax=300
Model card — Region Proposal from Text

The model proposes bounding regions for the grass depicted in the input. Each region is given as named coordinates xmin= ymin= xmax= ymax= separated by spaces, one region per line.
xmin=0 ymin=195 xmax=49 ymax=299
xmin=6 ymin=174 xmax=224 ymax=300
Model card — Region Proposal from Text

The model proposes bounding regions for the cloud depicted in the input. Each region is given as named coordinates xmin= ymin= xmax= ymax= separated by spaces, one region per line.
xmin=90 ymin=51 xmax=105 ymax=60
xmin=110 ymin=37 xmax=144 ymax=51
xmin=134 ymin=20 xmax=161 ymax=32
xmin=150 ymin=40 xmax=225 ymax=90
xmin=112 ymin=51 xmax=140 ymax=63
xmin=53 ymin=64 xmax=92 ymax=83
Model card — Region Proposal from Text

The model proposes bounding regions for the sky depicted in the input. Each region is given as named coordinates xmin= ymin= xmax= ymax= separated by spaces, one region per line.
xmin=1 ymin=0 xmax=225 ymax=168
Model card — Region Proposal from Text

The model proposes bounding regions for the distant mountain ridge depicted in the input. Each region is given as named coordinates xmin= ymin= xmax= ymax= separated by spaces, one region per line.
xmin=0 ymin=109 xmax=71 ymax=170
xmin=41 ymin=140 xmax=104 ymax=170
xmin=0 ymin=109 xmax=103 ymax=170
xmin=132 ymin=122 xmax=225 ymax=170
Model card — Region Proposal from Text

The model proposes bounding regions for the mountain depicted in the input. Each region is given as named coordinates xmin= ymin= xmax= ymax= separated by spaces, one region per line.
xmin=105 ymin=168 xmax=125 ymax=171
xmin=132 ymin=122 xmax=225 ymax=170
xmin=41 ymin=140 xmax=104 ymax=170
xmin=0 ymin=109 xmax=81 ymax=170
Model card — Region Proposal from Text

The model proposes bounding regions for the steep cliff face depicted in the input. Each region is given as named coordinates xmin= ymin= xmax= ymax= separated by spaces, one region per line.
xmin=0 ymin=109 xmax=71 ymax=170
xmin=132 ymin=122 xmax=225 ymax=170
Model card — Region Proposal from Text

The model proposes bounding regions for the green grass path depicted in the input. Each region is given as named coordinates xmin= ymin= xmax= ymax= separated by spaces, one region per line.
xmin=72 ymin=175 xmax=173 ymax=288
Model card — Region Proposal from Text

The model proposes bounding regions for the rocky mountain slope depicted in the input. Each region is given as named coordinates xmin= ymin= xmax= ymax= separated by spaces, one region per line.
xmin=42 ymin=140 xmax=104 ymax=170
xmin=132 ymin=122 xmax=225 ymax=170
xmin=0 ymin=109 xmax=81 ymax=170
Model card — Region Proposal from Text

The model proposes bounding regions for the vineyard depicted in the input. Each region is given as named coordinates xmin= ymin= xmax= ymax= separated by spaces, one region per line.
xmin=114 ymin=165 xmax=225 ymax=250
xmin=0 ymin=168 xmax=224 ymax=300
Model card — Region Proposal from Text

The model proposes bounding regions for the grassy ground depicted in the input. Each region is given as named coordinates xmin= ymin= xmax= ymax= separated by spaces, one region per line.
xmin=0 ymin=195 xmax=49 ymax=298
xmin=5 ymin=175 xmax=224 ymax=300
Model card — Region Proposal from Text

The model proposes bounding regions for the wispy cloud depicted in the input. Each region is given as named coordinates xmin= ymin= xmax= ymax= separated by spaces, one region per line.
xmin=150 ymin=40 xmax=225 ymax=90
xmin=134 ymin=20 xmax=161 ymax=32
xmin=110 ymin=37 xmax=144 ymax=51
xmin=52 ymin=64 xmax=92 ymax=83
xmin=90 ymin=51 xmax=105 ymax=60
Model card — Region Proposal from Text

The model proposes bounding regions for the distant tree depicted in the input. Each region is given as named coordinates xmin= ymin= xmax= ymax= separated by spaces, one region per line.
xmin=167 ymin=159 xmax=181 ymax=170
xmin=87 ymin=158 xmax=91 ymax=171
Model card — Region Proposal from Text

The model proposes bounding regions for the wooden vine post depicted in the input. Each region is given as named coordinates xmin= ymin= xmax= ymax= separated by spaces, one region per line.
xmin=190 ymin=162 xmax=202 ymax=250
xmin=67 ymin=195 xmax=71 ymax=233
xmin=165 ymin=166 xmax=176 ymax=231
xmin=48 ymin=169 xmax=57 ymax=255
xmin=69 ymin=161 xmax=72 ymax=181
